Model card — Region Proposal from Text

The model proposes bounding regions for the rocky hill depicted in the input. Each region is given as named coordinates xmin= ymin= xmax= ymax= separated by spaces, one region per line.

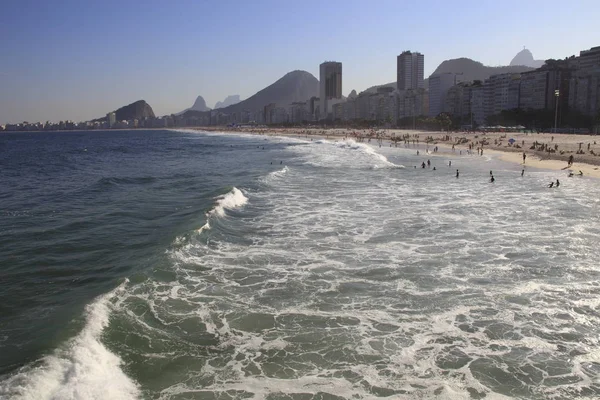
xmin=101 ymin=100 xmax=155 ymax=121
xmin=210 ymin=70 xmax=318 ymax=115
xmin=510 ymin=49 xmax=545 ymax=68
xmin=432 ymin=58 xmax=534 ymax=81
xmin=214 ymin=95 xmax=241 ymax=109
xmin=178 ymin=96 xmax=211 ymax=114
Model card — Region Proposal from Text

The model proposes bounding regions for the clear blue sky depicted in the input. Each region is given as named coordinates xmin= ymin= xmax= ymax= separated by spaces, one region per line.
xmin=1 ymin=0 xmax=598 ymax=124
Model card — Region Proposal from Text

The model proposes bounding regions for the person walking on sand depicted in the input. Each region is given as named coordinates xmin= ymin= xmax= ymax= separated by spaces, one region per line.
xmin=568 ymin=154 xmax=574 ymax=167
xmin=523 ymin=152 xmax=526 ymax=164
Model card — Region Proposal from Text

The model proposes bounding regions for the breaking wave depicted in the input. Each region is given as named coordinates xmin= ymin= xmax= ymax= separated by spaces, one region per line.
xmin=0 ymin=281 xmax=139 ymax=400
xmin=196 ymin=187 xmax=248 ymax=234
xmin=313 ymin=139 xmax=405 ymax=169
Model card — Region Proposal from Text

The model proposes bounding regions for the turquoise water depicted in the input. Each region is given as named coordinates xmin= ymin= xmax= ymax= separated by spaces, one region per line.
xmin=2 ymin=129 xmax=600 ymax=399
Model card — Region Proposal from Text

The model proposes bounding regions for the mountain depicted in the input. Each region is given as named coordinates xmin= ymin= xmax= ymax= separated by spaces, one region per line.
xmin=214 ymin=95 xmax=241 ymax=109
xmin=179 ymin=96 xmax=211 ymax=114
xmin=431 ymin=58 xmax=535 ymax=81
xmin=183 ymin=70 xmax=319 ymax=118
xmin=364 ymin=58 xmax=536 ymax=94
xmin=102 ymin=100 xmax=155 ymax=121
xmin=510 ymin=48 xmax=545 ymax=68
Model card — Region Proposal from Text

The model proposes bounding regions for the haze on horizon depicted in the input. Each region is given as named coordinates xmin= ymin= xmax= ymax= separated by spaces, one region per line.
xmin=1 ymin=0 xmax=599 ymax=124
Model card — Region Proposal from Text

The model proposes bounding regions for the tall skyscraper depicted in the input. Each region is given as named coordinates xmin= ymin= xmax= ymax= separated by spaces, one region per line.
xmin=397 ymin=51 xmax=424 ymax=91
xmin=319 ymin=61 xmax=342 ymax=118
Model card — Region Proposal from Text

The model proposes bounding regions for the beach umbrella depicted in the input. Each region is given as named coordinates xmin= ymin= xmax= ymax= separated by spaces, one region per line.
xmin=508 ymin=138 xmax=516 ymax=144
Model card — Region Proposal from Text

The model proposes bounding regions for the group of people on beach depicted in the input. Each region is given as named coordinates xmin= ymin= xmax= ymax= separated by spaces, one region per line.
xmin=414 ymin=148 xmax=581 ymax=188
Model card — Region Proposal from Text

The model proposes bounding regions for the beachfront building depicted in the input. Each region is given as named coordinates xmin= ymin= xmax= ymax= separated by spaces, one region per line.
xmin=519 ymin=70 xmax=548 ymax=110
xmin=428 ymin=73 xmax=463 ymax=117
xmin=290 ymin=102 xmax=309 ymax=123
xmin=107 ymin=112 xmax=116 ymax=128
xmin=573 ymin=46 xmax=600 ymax=71
xmin=398 ymin=88 xmax=427 ymax=120
xmin=356 ymin=91 xmax=370 ymax=120
xmin=568 ymin=46 xmax=600 ymax=117
xmin=443 ymin=82 xmax=485 ymax=127
xmin=569 ymin=72 xmax=600 ymax=117
xmin=483 ymin=73 xmax=522 ymax=118
xmin=397 ymin=51 xmax=424 ymax=91
xmin=264 ymin=103 xmax=276 ymax=124
xmin=308 ymin=97 xmax=320 ymax=121
xmin=319 ymin=61 xmax=342 ymax=119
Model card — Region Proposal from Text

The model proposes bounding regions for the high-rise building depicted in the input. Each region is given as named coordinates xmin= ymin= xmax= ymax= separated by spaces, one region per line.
xmin=397 ymin=51 xmax=424 ymax=91
xmin=319 ymin=61 xmax=342 ymax=118
xmin=428 ymin=73 xmax=462 ymax=117
xmin=107 ymin=112 xmax=116 ymax=128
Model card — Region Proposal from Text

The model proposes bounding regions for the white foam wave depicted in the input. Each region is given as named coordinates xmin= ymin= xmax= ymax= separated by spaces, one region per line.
xmin=197 ymin=221 xmax=210 ymax=234
xmin=330 ymin=139 xmax=404 ymax=168
xmin=0 ymin=281 xmax=139 ymax=400
xmin=193 ymin=187 xmax=248 ymax=235
xmin=270 ymin=165 xmax=289 ymax=178
xmin=208 ymin=187 xmax=248 ymax=218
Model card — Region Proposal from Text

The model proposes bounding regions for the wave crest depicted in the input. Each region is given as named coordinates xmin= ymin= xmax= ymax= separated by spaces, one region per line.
xmin=0 ymin=281 xmax=139 ymax=400
xmin=209 ymin=187 xmax=248 ymax=217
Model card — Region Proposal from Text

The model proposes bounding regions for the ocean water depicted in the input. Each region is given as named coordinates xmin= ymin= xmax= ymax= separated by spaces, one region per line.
xmin=1 ymin=129 xmax=600 ymax=399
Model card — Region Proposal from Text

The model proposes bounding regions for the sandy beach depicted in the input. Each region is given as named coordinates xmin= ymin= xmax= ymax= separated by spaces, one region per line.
xmin=193 ymin=126 xmax=600 ymax=178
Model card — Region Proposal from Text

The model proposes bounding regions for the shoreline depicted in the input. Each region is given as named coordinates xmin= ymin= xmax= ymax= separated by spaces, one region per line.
xmin=190 ymin=126 xmax=600 ymax=179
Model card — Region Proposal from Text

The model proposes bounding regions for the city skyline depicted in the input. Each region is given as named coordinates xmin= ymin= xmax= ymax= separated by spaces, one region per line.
xmin=1 ymin=0 xmax=599 ymax=124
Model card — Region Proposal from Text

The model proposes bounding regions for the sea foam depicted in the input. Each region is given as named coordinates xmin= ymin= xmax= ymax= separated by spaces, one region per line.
xmin=208 ymin=187 xmax=248 ymax=218
xmin=324 ymin=139 xmax=405 ymax=168
xmin=0 ymin=281 xmax=139 ymax=400
xmin=195 ymin=187 xmax=248 ymax=234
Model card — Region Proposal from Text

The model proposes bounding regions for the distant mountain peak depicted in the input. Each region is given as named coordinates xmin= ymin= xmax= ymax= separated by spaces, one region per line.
xmin=510 ymin=48 xmax=545 ymax=68
xmin=178 ymin=96 xmax=210 ymax=115
xmin=215 ymin=95 xmax=241 ymax=109
xmin=190 ymin=96 xmax=210 ymax=112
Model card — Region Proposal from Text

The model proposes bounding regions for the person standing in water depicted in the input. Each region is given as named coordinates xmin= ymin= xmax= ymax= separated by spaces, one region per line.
xmin=456 ymin=169 xmax=459 ymax=178
xmin=490 ymin=175 xmax=495 ymax=183
xmin=521 ymin=169 xmax=525 ymax=177
xmin=449 ymin=161 xmax=452 ymax=167
xmin=523 ymin=152 xmax=527 ymax=163
xmin=490 ymin=170 xmax=493 ymax=176
xmin=556 ymin=179 xmax=560 ymax=187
